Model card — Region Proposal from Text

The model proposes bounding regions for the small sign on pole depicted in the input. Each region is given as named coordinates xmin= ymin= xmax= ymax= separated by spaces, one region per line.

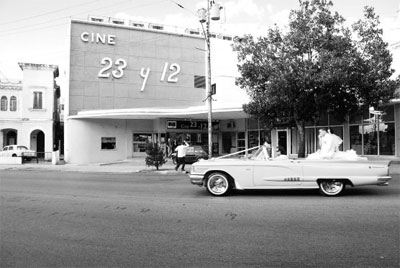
xmin=211 ymin=83 xmax=216 ymax=95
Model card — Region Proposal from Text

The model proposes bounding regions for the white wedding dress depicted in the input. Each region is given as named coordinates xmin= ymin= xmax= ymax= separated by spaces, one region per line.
xmin=307 ymin=132 xmax=366 ymax=161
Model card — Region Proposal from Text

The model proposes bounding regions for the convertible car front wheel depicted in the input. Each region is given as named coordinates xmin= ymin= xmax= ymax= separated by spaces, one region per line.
xmin=318 ymin=180 xmax=346 ymax=196
xmin=206 ymin=172 xmax=232 ymax=196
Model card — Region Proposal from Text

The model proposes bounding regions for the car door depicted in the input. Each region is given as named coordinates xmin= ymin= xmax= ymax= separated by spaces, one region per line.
xmin=253 ymin=160 xmax=303 ymax=187
xmin=185 ymin=147 xmax=196 ymax=163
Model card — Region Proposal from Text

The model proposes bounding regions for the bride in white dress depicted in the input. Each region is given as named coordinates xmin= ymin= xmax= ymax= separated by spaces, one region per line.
xmin=307 ymin=129 xmax=364 ymax=160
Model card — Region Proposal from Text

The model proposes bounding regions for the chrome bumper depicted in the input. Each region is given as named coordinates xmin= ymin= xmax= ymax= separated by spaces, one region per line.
xmin=189 ymin=174 xmax=204 ymax=186
xmin=377 ymin=176 xmax=392 ymax=186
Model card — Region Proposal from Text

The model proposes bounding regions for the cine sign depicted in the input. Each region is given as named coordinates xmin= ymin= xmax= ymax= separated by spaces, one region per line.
xmin=80 ymin=31 xmax=181 ymax=91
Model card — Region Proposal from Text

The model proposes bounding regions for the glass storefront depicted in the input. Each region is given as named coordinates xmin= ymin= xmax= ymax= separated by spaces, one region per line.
xmin=350 ymin=105 xmax=396 ymax=156
xmin=133 ymin=133 xmax=152 ymax=153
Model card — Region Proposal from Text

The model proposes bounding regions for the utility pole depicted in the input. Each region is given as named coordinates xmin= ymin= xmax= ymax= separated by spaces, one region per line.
xmin=206 ymin=0 xmax=213 ymax=158
xmin=198 ymin=0 xmax=221 ymax=157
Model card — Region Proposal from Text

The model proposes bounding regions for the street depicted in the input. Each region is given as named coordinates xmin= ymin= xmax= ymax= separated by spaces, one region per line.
xmin=1 ymin=170 xmax=399 ymax=268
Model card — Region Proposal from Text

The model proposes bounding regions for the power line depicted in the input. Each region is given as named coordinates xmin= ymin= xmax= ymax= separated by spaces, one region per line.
xmin=0 ymin=0 xmax=166 ymax=37
xmin=0 ymin=0 xmax=104 ymax=26
xmin=0 ymin=0 xmax=130 ymax=35
xmin=168 ymin=0 xmax=197 ymax=16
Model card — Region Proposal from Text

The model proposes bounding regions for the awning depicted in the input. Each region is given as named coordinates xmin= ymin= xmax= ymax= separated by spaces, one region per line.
xmin=68 ymin=105 xmax=248 ymax=120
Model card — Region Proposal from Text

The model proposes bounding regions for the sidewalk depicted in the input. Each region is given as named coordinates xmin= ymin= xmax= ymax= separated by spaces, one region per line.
xmin=0 ymin=157 xmax=399 ymax=174
xmin=0 ymin=158 xmax=189 ymax=175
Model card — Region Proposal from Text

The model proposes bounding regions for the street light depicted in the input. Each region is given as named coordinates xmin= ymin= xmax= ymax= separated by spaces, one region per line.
xmin=197 ymin=1 xmax=221 ymax=157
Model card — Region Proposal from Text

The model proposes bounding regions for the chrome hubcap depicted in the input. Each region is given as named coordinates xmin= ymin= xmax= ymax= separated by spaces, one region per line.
xmin=209 ymin=176 xmax=227 ymax=194
xmin=322 ymin=181 xmax=343 ymax=194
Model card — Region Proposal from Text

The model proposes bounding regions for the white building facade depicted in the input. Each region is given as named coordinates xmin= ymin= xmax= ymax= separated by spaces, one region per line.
xmin=0 ymin=63 xmax=60 ymax=158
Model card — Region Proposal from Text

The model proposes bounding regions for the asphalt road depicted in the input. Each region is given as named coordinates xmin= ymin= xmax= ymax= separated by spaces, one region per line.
xmin=1 ymin=170 xmax=399 ymax=268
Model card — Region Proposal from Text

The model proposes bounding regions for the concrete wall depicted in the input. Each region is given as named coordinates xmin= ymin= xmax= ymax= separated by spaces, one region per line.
xmin=65 ymin=118 xmax=130 ymax=164
xmin=69 ymin=20 xmax=206 ymax=115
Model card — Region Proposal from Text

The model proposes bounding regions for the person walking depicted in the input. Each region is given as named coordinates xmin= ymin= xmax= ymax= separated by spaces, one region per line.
xmin=175 ymin=140 xmax=189 ymax=171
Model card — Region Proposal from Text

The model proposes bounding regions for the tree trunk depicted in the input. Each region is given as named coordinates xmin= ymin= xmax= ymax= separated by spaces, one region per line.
xmin=296 ymin=120 xmax=306 ymax=158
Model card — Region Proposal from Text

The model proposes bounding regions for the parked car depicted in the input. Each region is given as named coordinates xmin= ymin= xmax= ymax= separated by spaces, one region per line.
xmin=189 ymin=146 xmax=392 ymax=197
xmin=172 ymin=145 xmax=208 ymax=164
xmin=0 ymin=145 xmax=36 ymax=160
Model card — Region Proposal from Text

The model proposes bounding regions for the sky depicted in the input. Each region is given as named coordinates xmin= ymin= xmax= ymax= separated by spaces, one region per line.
xmin=0 ymin=0 xmax=399 ymax=81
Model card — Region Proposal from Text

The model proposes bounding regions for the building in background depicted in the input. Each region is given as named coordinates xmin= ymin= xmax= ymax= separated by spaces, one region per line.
xmin=65 ymin=17 xmax=249 ymax=164
xmin=0 ymin=63 xmax=61 ymax=159
xmin=65 ymin=17 xmax=399 ymax=164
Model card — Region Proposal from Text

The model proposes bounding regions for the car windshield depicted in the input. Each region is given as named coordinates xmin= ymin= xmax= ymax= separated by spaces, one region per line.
xmin=17 ymin=146 xmax=28 ymax=150
xmin=216 ymin=146 xmax=269 ymax=160
xmin=249 ymin=146 xmax=270 ymax=160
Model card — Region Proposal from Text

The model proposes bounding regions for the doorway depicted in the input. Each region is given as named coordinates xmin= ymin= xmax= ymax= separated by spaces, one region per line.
xmin=6 ymin=130 xmax=17 ymax=145
xmin=31 ymin=130 xmax=45 ymax=158
xmin=277 ymin=130 xmax=288 ymax=155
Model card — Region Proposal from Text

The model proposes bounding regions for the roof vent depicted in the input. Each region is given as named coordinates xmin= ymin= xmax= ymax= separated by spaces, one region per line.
xmin=88 ymin=16 xmax=104 ymax=23
xmin=149 ymin=24 xmax=164 ymax=30
xmin=131 ymin=22 xmax=145 ymax=28
xmin=185 ymin=28 xmax=200 ymax=35
xmin=110 ymin=18 xmax=125 ymax=25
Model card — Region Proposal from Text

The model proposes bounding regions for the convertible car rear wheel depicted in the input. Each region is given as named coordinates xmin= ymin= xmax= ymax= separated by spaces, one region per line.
xmin=206 ymin=172 xmax=232 ymax=196
xmin=318 ymin=180 xmax=345 ymax=196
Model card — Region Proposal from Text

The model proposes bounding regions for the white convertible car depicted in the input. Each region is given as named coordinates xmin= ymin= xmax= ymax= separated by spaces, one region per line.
xmin=189 ymin=147 xmax=392 ymax=197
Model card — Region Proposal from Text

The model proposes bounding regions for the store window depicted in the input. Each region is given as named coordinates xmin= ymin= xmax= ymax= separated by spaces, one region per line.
xmin=133 ymin=133 xmax=152 ymax=153
xmin=349 ymin=125 xmax=363 ymax=155
xmin=1 ymin=96 xmax=7 ymax=111
xmin=101 ymin=137 xmax=116 ymax=150
xmin=33 ymin=92 xmax=43 ymax=109
xmin=10 ymin=96 xmax=17 ymax=111
xmin=237 ymin=132 xmax=246 ymax=153
xmin=305 ymin=128 xmax=316 ymax=156
xmin=248 ymin=131 xmax=259 ymax=149
xmin=379 ymin=123 xmax=395 ymax=155
xmin=350 ymin=106 xmax=395 ymax=156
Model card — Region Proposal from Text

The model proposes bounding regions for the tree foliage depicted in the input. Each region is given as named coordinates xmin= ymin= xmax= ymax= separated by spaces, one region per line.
xmin=233 ymin=0 xmax=399 ymax=157
xmin=145 ymin=143 xmax=167 ymax=170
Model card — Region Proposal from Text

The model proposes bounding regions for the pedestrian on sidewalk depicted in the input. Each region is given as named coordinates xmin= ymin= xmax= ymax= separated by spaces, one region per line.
xmin=175 ymin=140 xmax=189 ymax=171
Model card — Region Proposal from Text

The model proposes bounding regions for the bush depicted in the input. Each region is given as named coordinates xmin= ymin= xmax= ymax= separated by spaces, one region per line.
xmin=145 ymin=143 xmax=167 ymax=170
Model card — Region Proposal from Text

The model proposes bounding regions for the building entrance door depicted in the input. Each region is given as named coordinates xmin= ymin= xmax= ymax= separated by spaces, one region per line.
xmin=277 ymin=130 xmax=288 ymax=155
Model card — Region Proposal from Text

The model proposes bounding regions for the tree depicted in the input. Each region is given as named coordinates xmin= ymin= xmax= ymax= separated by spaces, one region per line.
xmin=145 ymin=143 xmax=167 ymax=170
xmin=233 ymin=0 xmax=399 ymax=157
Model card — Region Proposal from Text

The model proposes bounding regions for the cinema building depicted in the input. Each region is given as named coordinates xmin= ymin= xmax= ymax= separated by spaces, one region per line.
xmin=65 ymin=17 xmax=399 ymax=164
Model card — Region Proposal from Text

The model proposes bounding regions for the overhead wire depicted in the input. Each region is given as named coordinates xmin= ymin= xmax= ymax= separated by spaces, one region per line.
xmin=0 ymin=0 xmax=130 ymax=35
xmin=168 ymin=0 xmax=197 ymax=16
xmin=0 ymin=0 xmax=167 ymax=37
xmin=0 ymin=0 xmax=104 ymax=26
